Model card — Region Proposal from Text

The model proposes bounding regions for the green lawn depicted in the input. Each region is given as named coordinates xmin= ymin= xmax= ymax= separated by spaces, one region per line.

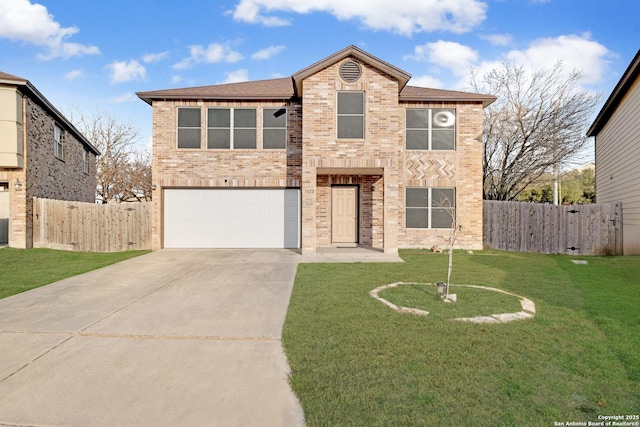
xmin=0 ymin=248 xmax=149 ymax=299
xmin=283 ymin=250 xmax=640 ymax=426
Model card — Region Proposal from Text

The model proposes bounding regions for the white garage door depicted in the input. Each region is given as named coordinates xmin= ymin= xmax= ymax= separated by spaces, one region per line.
xmin=164 ymin=189 xmax=300 ymax=249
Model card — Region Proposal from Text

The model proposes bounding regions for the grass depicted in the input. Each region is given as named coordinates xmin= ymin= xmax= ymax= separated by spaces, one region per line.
xmin=283 ymin=250 xmax=640 ymax=426
xmin=379 ymin=283 xmax=524 ymax=319
xmin=0 ymin=248 xmax=149 ymax=299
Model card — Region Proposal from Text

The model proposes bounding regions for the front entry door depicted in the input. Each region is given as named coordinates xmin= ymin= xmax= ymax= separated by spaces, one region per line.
xmin=332 ymin=186 xmax=357 ymax=244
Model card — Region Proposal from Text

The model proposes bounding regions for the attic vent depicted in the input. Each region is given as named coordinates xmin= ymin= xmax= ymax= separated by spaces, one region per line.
xmin=340 ymin=61 xmax=361 ymax=83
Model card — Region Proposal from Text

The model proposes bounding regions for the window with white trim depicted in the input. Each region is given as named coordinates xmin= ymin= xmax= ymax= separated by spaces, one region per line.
xmin=177 ymin=108 xmax=201 ymax=149
xmin=406 ymin=108 xmax=455 ymax=150
xmin=337 ymin=91 xmax=365 ymax=139
xmin=263 ymin=108 xmax=287 ymax=149
xmin=208 ymin=108 xmax=256 ymax=149
xmin=54 ymin=124 xmax=64 ymax=159
xmin=406 ymin=187 xmax=455 ymax=229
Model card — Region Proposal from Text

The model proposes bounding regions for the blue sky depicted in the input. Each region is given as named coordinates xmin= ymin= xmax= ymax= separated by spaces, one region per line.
xmin=1 ymin=0 xmax=638 ymax=162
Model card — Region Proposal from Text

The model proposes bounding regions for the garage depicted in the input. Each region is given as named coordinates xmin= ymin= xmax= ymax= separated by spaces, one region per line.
xmin=163 ymin=189 xmax=300 ymax=249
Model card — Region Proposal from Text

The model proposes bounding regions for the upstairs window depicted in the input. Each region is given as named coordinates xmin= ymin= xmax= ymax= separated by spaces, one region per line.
xmin=208 ymin=108 xmax=256 ymax=149
xmin=263 ymin=108 xmax=287 ymax=149
xmin=54 ymin=124 xmax=64 ymax=159
xmin=337 ymin=92 xmax=364 ymax=139
xmin=406 ymin=109 xmax=456 ymax=150
xmin=177 ymin=108 xmax=201 ymax=149
xmin=406 ymin=187 xmax=456 ymax=229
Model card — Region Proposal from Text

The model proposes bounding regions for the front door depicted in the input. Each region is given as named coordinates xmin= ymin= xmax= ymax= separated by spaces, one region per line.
xmin=332 ymin=186 xmax=357 ymax=244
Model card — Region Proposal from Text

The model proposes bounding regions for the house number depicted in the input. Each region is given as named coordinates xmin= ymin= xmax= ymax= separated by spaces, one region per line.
xmin=304 ymin=189 xmax=315 ymax=194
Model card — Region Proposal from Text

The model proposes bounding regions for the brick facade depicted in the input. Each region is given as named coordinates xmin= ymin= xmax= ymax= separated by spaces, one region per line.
xmin=139 ymin=46 xmax=493 ymax=252
xmin=0 ymin=77 xmax=97 ymax=248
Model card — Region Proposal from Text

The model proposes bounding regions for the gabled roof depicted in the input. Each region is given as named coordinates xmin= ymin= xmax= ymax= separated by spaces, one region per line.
xmin=291 ymin=45 xmax=412 ymax=96
xmin=136 ymin=46 xmax=495 ymax=107
xmin=587 ymin=49 xmax=640 ymax=137
xmin=0 ymin=71 xmax=100 ymax=155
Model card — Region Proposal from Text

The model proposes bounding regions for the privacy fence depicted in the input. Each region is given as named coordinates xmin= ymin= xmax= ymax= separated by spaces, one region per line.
xmin=33 ymin=197 xmax=152 ymax=252
xmin=483 ymin=200 xmax=623 ymax=256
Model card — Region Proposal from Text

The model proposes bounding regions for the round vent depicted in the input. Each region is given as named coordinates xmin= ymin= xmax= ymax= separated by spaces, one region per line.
xmin=339 ymin=61 xmax=361 ymax=83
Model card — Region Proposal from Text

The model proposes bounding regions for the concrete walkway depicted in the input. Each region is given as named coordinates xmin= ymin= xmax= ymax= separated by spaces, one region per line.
xmin=300 ymin=246 xmax=404 ymax=263
xmin=0 ymin=249 xmax=305 ymax=427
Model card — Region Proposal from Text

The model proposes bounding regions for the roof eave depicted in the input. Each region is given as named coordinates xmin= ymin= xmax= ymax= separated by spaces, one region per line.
xmin=136 ymin=93 xmax=296 ymax=105
xmin=6 ymin=79 xmax=100 ymax=155
xmin=587 ymin=49 xmax=640 ymax=137
xmin=399 ymin=95 xmax=497 ymax=108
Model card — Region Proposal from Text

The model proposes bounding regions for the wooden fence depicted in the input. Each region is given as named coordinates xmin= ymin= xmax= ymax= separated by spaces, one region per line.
xmin=483 ymin=200 xmax=623 ymax=255
xmin=33 ymin=197 xmax=152 ymax=252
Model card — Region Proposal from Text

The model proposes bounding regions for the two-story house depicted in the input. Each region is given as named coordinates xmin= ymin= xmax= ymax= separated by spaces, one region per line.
xmin=0 ymin=72 xmax=99 ymax=248
xmin=137 ymin=46 xmax=495 ymax=253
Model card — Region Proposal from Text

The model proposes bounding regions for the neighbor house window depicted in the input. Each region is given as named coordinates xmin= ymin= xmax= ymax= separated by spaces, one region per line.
xmin=177 ymin=107 xmax=201 ymax=149
xmin=263 ymin=108 xmax=287 ymax=149
xmin=406 ymin=188 xmax=455 ymax=228
xmin=337 ymin=91 xmax=364 ymax=139
xmin=83 ymin=149 xmax=89 ymax=174
xmin=406 ymin=109 xmax=456 ymax=150
xmin=208 ymin=108 xmax=256 ymax=149
xmin=54 ymin=124 xmax=64 ymax=159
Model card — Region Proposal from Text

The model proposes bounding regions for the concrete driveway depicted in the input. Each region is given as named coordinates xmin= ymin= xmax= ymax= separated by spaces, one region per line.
xmin=0 ymin=249 xmax=305 ymax=427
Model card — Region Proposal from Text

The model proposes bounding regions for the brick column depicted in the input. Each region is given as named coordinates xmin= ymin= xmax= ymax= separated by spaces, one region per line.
xmin=301 ymin=165 xmax=316 ymax=253
xmin=383 ymin=167 xmax=399 ymax=254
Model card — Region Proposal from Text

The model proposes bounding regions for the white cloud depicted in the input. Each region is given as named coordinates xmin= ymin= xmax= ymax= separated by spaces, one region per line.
xmin=64 ymin=69 xmax=84 ymax=81
xmin=0 ymin=0 xmax=99 ymax=59
xmin=107 ymin=60 xmax=147 ymax=84
xmin=251 ymin=45 xmax=285 ymax=60
xmin=111 ymin=92 xmax=138 ymax=103
xmin=409 ymin=75 xmax=444 ymax=89
xmin=405 ymin=41 xmax=478 ymax=76
xmin=142 ymin=51 xmax=169 ymax=63
xmin=230 ymin=0 xmax=488 ymax=35
xmin=504 ymin=33 xmax=610 ymax=85
xmin=171 ymin=75 xmax=183 ymax=84
xmin=173 ymin=43 xmax=243 ymax=70
xmin=480 ymin=33 xmax=513 ymax=46
xmin=220 ymin=69 xmax=249 ymax=84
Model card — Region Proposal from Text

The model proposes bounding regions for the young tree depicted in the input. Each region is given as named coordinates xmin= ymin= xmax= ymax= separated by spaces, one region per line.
xmin=70 ymin=109 xmax=148 ymax=203
xmin=469 ymin=62 xmax=600 ymax=201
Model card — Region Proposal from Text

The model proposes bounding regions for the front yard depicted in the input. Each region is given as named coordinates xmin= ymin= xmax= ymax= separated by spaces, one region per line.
xmin=0 ymin=248 xmax=148 ymax=299
xmin=283 ymin=250 xmax=640 ymax=426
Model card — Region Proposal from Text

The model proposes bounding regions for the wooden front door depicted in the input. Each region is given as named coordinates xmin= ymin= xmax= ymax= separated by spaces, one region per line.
xmin=332 ymin=186 xmax=357 ymax=244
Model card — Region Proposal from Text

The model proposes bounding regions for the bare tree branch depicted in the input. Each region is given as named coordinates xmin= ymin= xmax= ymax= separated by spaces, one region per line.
xmin=69 ymin=108 xmax=149 ymax=203
xmin=470 ymin=61 xmax=600 ymax=201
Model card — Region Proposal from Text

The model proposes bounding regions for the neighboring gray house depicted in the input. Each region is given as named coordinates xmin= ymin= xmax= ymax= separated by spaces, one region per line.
xmin=0 ymin=72 xmax=100 ymax=248
xmin=587 ymin=50 xmax=640 ymax=254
